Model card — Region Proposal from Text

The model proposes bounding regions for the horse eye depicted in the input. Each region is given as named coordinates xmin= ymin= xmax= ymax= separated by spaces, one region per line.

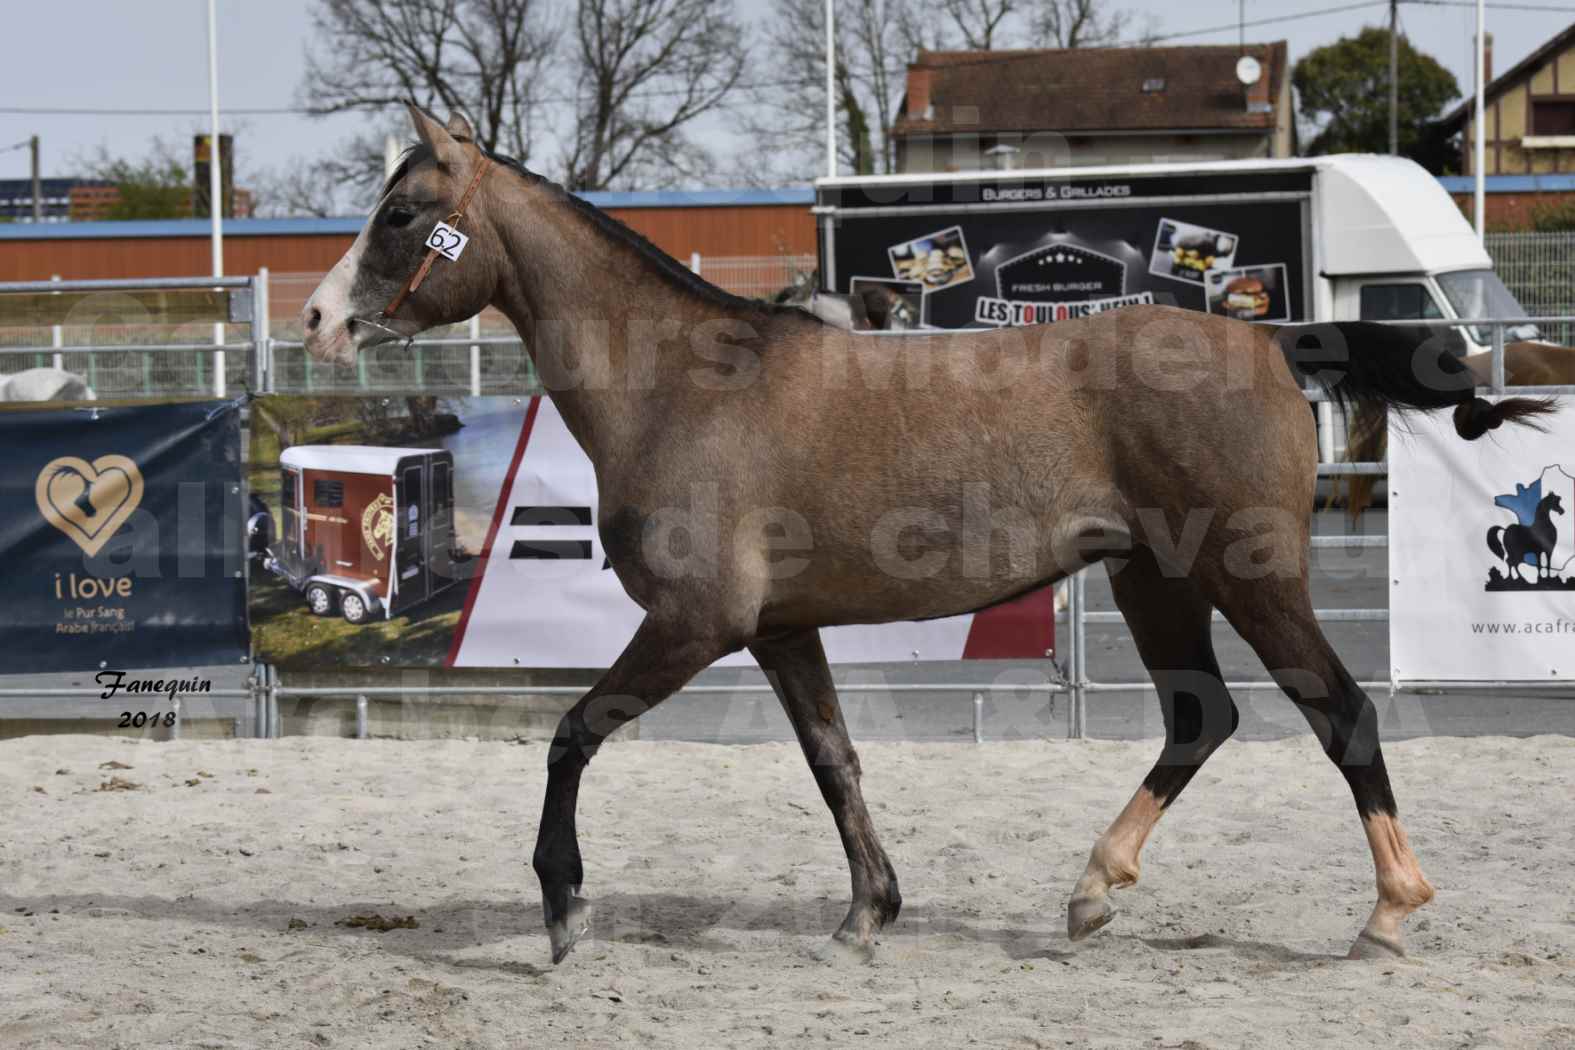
xmin=384 ymin=206 xmax=417 ymax=229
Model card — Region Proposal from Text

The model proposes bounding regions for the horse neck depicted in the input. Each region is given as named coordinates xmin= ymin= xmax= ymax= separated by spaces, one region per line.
xmin=487 ymin=175 xmax=747 ymax=463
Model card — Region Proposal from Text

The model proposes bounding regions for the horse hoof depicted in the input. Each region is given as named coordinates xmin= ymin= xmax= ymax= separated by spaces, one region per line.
xmin=1067 ymin=895 xmax=1115 ymax=942
xmin=546 ymin=895 xmax=592 ymax=964
xmin=1347 ymin=930 xmax=1406 ymax=960
xmin=813 ymin=930 xmax=875 ymax=966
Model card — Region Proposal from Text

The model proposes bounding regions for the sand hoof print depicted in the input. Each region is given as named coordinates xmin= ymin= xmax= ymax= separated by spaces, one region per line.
xmin=812 ymin=930 xmax=877 ymax=966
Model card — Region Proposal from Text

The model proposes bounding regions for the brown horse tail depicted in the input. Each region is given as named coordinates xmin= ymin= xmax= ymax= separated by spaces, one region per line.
xmin=1273 ymin=322 xmax=1558 ymax=441
xmin=1487 ymin=525 xmax=1506 ymax=561
xmin=1339 ymin=401 xmax=1388 ymax=522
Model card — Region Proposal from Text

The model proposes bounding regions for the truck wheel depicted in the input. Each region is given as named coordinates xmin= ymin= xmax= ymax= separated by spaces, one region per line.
xmin=305 ymin=583 xmax=334 ymax=616
xmin=340 ymin=592 xmax=370 ymax=625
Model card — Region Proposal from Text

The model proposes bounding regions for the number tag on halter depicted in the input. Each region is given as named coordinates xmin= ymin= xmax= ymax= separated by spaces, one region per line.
xmin=426 ymin=222 xmax=469 ymax=261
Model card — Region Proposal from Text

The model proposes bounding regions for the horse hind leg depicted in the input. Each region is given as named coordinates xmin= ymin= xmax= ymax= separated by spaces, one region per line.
xmin=750 ymin=629 xmax=900 ymax=961
xmin=1068 ymin=543 xmax=1239 ymax=941
xmin=1211 ymin=574 xmax=1434 ymax=958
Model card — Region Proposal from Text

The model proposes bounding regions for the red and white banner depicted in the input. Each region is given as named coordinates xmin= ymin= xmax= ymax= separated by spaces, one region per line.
xmin=447 ymin=397 xmax=1054 ymax=668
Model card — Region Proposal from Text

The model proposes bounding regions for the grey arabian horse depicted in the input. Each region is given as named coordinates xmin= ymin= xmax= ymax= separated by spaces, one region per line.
xmin=302 ymin=105 xmax=1554 ymax=965
xmin=0 ymin=367 xmax=95 ymax=402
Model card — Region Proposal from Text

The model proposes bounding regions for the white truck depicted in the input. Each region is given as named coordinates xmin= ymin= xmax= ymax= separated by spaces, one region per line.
xmin=813 ymin=154 xmax=1536 ymax=354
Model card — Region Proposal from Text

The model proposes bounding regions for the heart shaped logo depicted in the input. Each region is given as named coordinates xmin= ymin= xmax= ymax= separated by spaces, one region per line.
xmin=35 ymin=455 xmax=145 ymax=557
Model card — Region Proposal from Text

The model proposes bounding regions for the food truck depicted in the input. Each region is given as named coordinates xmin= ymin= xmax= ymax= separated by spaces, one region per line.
xmin=265 ymin=445 xmax=457 ymax=624
xmin=814 ymin=154 xmax=1536 ymax=353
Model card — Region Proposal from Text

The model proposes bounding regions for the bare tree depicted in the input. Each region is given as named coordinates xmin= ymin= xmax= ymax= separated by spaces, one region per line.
xmin=1029 ymin=0 xmax=1130 ymax=48
xmin=939 ymin=0 xmax=1017 ymax=50
xmin=738 ymin=0 xmax=926 ymax=185
xmin=251 ymin=160 xmax=360 ymax=217
xmin=300 ymin=0 xmax=559 ymax=160
xmin=562 ymin=0 xmax=747 ymax=190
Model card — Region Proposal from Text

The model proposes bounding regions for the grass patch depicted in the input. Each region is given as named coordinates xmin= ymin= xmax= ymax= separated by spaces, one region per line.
xmin=251 ymin=570 xmax=473 ymax=667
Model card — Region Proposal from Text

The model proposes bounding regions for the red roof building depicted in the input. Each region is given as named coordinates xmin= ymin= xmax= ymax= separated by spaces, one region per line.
xmin=892 ymin=43 xmax=1296 ymax=173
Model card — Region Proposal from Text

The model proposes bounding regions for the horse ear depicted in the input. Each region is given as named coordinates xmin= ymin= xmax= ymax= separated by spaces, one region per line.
xmin=406 ymin=102 xmax=445 ymax=147
xmin=445 ymin=111 xmax=476 ymax=142
xmin=405 ymin=101 xmax=463 ymax=164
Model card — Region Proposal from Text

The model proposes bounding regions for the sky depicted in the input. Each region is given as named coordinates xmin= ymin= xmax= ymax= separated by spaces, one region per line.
xmin=2 ymin=0 xmax=1571 ymax=205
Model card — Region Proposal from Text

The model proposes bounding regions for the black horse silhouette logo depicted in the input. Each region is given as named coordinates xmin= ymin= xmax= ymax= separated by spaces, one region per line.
xmin=1485 ymin=479 xmax=1575 ymax=591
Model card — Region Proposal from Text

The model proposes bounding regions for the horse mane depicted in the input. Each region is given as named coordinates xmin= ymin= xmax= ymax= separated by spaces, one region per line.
xmin=385 ymin=141 xmax=814 ymax=321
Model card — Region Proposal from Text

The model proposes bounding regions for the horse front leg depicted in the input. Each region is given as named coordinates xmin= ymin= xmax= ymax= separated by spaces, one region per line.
xmin=533 ymin=613 xmax=730 ymax=963
xmin=750 ymin=629 xmax=901 ymax=961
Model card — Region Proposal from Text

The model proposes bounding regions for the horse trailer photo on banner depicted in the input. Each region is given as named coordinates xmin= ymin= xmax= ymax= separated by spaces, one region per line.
xmin=266 ymin=445 xmax=459 ymax=625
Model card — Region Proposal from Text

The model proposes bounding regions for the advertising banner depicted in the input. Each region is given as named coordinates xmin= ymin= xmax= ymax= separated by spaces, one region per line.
xmin=249 ymin=396 xmax=1055 ymax=669
xmin=1388 ymin=397 xmax=1575 ymax=681
xmin=821 ymin=170 xmax=1310 ymax=329
xmin=0 ymin=399 xmax=249 ymax=674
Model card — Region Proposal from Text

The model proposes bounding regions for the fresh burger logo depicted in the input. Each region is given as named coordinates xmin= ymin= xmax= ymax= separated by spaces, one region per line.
xmin=975 ymin=242 xmax=1152 ymax=326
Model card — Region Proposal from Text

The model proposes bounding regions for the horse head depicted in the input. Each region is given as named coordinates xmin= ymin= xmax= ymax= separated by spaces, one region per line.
xmin=302 ymin=104 xmax=505 ymax=366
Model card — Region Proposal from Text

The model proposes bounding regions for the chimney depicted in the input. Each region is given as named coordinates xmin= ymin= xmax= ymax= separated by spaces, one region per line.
xmin=907 ymin=65 xmax=934 ymax=120
xmin=1485 ymin=32 xmax=1494 ymax=84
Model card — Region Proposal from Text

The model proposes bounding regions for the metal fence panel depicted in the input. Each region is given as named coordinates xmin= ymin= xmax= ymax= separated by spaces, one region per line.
xmin=1485 ymin=231 xmax=1575 ymax=345
xmin=692 ymin=254 xmax=816 ymax=299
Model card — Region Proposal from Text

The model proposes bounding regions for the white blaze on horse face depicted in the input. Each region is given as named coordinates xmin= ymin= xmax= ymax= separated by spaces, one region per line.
xmin=302 ymin=226 xmax=371 ymax=366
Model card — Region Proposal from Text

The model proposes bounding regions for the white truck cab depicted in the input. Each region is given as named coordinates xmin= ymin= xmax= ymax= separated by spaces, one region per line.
xmin=1314 ymin=155 xmax=1538 ymax=352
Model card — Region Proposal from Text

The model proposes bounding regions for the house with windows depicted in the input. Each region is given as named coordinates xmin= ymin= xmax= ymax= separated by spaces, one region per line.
xmin=891 ymin=42 xmax=1295 ymax=173
xmin=1442 ymin=24 xmax=1575 ymax=178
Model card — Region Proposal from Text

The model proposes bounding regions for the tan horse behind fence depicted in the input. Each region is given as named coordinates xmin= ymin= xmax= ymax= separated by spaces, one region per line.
xmin=1340 ymin=341 xmax=1575 ymax=520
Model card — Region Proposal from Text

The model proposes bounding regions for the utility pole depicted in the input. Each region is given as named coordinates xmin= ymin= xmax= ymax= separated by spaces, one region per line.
xmin=29 ymin=135 xmax=41 ymax=222
xmin=206 ymin=0 xmax=226 ymax=398
xmin=1388 ymin=0 xmax=1399 ymax=155
xmin=1474 ymin=0 xmax=1486 ymax=238
xmin=825 ymin=0 xmax=837 ymax=179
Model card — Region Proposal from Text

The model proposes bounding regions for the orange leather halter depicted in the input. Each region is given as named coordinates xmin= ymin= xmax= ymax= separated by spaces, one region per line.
xmin=380 ymin=150 xmax=492 ymax=319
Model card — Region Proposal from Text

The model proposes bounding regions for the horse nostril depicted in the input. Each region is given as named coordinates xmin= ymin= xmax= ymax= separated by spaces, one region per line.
xmin=306 ymin=307 xmax=322 ymax=332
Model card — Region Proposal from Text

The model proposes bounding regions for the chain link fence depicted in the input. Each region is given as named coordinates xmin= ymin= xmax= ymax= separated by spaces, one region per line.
xmin=690 ymin=254 xmax=816 ymax=299
xmin=0 ymin=282 xmax=252 ymax=399
xmin=7 ymin=247 xmax=1568 ymax=398
xmin=0 ymin=257 xmax=815 ymax=399
xmin=264 ymin=256 xmax=815 ymax=396
xmin=1485 ymin=231 xmax=1575 ymax=345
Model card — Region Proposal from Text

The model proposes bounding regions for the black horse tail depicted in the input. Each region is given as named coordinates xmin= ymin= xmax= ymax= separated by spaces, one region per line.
xmin=1273 ymin=322 xmax=1558 ymax=441
xmin=1487 ymin=525 xmax=1506 ymax=561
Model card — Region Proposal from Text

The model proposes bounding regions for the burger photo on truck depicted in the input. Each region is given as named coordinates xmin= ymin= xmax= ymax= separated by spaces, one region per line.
xmin=1206 ymin=264 xmax=1290 ymax=323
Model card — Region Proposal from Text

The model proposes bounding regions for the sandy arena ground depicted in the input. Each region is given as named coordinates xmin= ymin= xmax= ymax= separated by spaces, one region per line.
xmin=2 ymin=734 xmax=1572 ymax=1049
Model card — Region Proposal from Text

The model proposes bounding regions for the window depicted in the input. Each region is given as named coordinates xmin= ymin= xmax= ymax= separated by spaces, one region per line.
xmin=432 ymin=462 xmax=451 ymax=510
xmin=281 ymin=469 xmax=297 ymax=509
xmin=402 ymin=466 xmax=423 ymax=539
xmin=1531 ymin=99 xmax=1575 ymax=136
xmin=312 ymin=478 xmax=344 ymax=507
xmin=1436 ymin=268 xmax=1539 ymax=344
xmin=1359 ymin=283 xmax=1444 ymax=322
